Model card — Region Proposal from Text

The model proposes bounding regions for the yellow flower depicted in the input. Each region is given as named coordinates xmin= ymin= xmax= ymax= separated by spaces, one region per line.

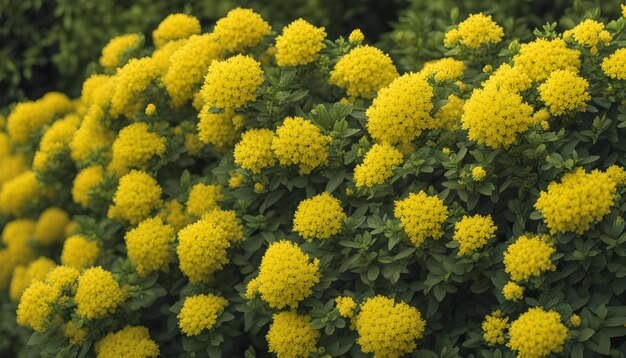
xmin=508 ymin=307 xmax=568 ymax=358
xmin=503 ymin=235 xmax=556 ymax=282
xmin=453 ymin=214 xmax=496 ymax=255
xmin=234 ymin=129 xmax=276 ymax=173
xmin=461 ymin=86 xmax=534 ymax=149
xmin=348 ymin=29 xmax=365 ymax=43
xmin=623 ymin=4 xmax=626 ymax=18
xmin=61 ymin=235 xmax=99 ymax=270
xmin=228 ymin=172 xmax=244 ymax=188
xmin=176 ymin=218 xmax=230 ymax=284
xmin=395 ymin=191 xmax=448 ymax=247
xmin=45 ymin=265 xmax=80 ymax=293
xmin=330 ymin=45 xmax=399 ymax=98
xmin=125 ymin=217 xmax=175 ymax=277
xmin=201 ymin=54 xmax=264 ymax=109
xmin=108 ymin=170 xmax=163 ymax=225
xmin=186 ymin=183 xmax=223 ymax=217
xmin=110 ymin=58 xmax=160 ymax=118
xmin=0 ymin=153 xmax=28 ymax=185
xmin=366 ymin=73 xmax=434 ymax=145
xmin=109 ymin=122 xmax=166 ymax=175
xmin=354 ymin=143 xmax=403 ymax=188
xmin=178 ymin=294 xmax=228 ymax=336
xmin=482 ymin=63 xmax=532 ymax=93
xmin=267 ymin=311 xmax=319 ymax=358
xmin=145 ymin=103 xmax=156 ymax=116
xmin=601 ymin=48 xmax=626 ymax=80
xmin=152 ymin=13 xmax=200 ymax=48
xmin=471 ymin=166 xmax=487 ymax=181
xmin=200 ymin=209 xmax=245 ymax=244
xmin=565 ymin=19 xmax=611 ymax=48
xmin=251 ymin=240 xmax=320 ymax=309
xmin=444 ymin=13 xmax=504 ymax=49
xmin=32 ymin=114 xmax=80 ymax=172
xmin=275 ymin=19 xmax=326 ymax=66
xmin=33 ymin=207 xmax=70 ymax=246
xmin=80 ymin=74 xmax=111 ymax=108
xmin=570 ymin=314 xmax=582 ymax=327
xmin=99 ymin=33 xmax=143 ymax=70
xmin=69 ymin=105 xmax=115 ymax=163
xmin=420 ymin=58 xmax=465 ymax=81
xmin=212 ymin=8 xmax=271 ymax=52
xmin=605 ymin=165 xmax=626 ymax=186
xmin=355 ymin=295 xmax=426 ymax=358
xmin=7 ymin=92 xmax=73 ymax=145
xmin=157 ymin=199 xmax=191 ymax=232
xmin=335 ymin=296 xmax=357 ymax=318
xmin=482 ymin=310 xmax=509 ymax=346
xmin=0 ymin=171 xmax=41 ymax=217
xmin=535 ymin=168 xmax=616 ymax=234
xmin=271 ymin=116 xmax=331 ymax=174
xmin=538 ymin=70 xmax=590 ymax=116
xmin=197 ymin=107 xmax=244 ymax=153
xmin=75 ymin=267 xmax=126 ymax=319
xmin=293 ymin=192 xmax=346 ymax=240
xmin=72 ymin=165 xmax=104 ymax=207
xmin=502 ymin=281 xmax=524 ymax=301
xmin=513 ymin=38 xmax=581 ymax=82
xmin=95 ymin=326 xmax=159 ymax=358
xmin=2 ymin=219 xmax=35 ymax=247
xmin=10 ymin=257 xmax=56 ymax=301
xmin=16 ymin=281 xmax=57 ymax=332
xmin=63 ymin=321 xmax=87 ymax=345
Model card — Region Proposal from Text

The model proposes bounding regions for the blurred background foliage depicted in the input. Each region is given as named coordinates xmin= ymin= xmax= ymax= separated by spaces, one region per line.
xmin=0 ymin=0 xmax=621 ymax=108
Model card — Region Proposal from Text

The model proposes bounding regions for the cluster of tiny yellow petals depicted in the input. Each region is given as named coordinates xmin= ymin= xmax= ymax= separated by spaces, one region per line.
xmin=69 ymin=106 xmax=115 ymax=163
xmin=158 ymin=199 xmax=191 ymax=232
xmin=354 ymin=143 xmax=403 ymax=188
xmin=176 ymin=219 xmax=230 ymax=284
xmin=421 ymin=58 xmax=465 ymax=81
xmin=275 ymin=19 xmax=326 ymax=66
xmin=212 ymin=8 xmax=271 ymax=52
xmin=349 ymin=29 xmax=365 ymax=43
xmin=252 ymin=240 xmax=320 ymax=309
xmin=95 ymin=325 xmax=159 ymax=358
xmin=538 ymin=70 xmax=590 ymax=116
xmin=109 ymin=122 xmax=166 ymax=175
xmin=81 ymin=74 xmax=110 ymax=107
xmin=72 ymin=165 xmax=104 ymax=207
xmin=482 ymin=310 xmax=509 ymax=346
xmin=234 ymin=129 xmax=276 ymax=173
xmin=535 ymin=168 xmax=616 ymax=234
xmin=564 ymin=19 xmax=611 ymax=50
xmin=335 ymin=296 xmax=357 ymax=318
xmin=178 ymin=294 xmax=228 ymax=336
xmin=99 ymin=33 xmax=143 ymax=70
xmin=2 ymin=218 xmax=35 ymax=247
xmin=152 ymin=38 xmax=189 ymax=74
xmin=502 ymin=281 xmax=524 ymax=301
xmin=197 ymin=107 xmax=243 ymax=152
xmin=186 ymin=183 xmax=224 ymax=217
xmin=63 ymin=322 xmax=87 ymax=345
xmin=45 ymin=265 xmax=80 ymax=293
xmin=271 ymin=116 xmax=331 ymax=174
xmin=61 ymin=235 xmax=100 ymax=270
xmin=570 ymin=314 xmax=582 ymax=327
xmin=434 ymin=94 xmax=464 ymax=130
xmin=145 ymin=103 xmax=156 ymax=116
xmin=503 ymin=235 xmax=556 ymax=282
xmin=0 ymin=171 xmax=41 ymax=216
xmin=366 ymin=73 xmax=434 ymax=145
xmin=201 ymin=209 xmax=245 ymax=244
xmin=201 ymin=54 xmax=264 ymax=109
xmin=293 ymin=192 xmax=346 ymax=240
xmin=110 ymin=58 xmax=160 ymax=118
xmin=16 ymin=281 xmax=57 ymax=332
xmin=508 ymin=307 xmax=568 ymax=358
xmin=395 ymin=191 xmax=448 ymax=247
xmin=482 ymin=63 xmax=532 ymax=93
xmin=513 ymin=38 xmax=581 ymax=82
xmin=444 ymin=13 xmax=504 ymax=48
xmin=330 ymin=45 xmax=399 ymax=98
xmin=152 ymin=13 xmax=200 ymax=48
xmin=355 ymin=296 xmax=426 ymax=358
xmin=453 ymin=214 xmax=496 ymax=255
xmin=125 ymin=217 xmax=175 ymax=277
xmin=33 ymin=114 xmax=79 ymax=172
xmin=75 ymin=267 xmax=126 ymax=319
xmin=601 ymin=48 xmax=626 ymax=80
xmin=471 ymin=166 xmax=487 ymax=181
xmin=605 ymin=165 xmax=626 ymax=186
xmin=228 ymin=172 xmax=244 ymax=188
xmin=108 ymin=170 xmax=163 ymax=225
xmin=7 ymin=92 xmax=73 ymax=145
xmin=10 ymin=257 xmax=56 ymax=301
xmin=266 ymin=311 xmax=319 ymax=358
xmin=34 ymin=207 xmax=70 ymax=246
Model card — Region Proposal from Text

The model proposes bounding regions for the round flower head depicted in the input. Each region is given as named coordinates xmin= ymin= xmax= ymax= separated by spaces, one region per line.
xmin=0 ymin=171 xmax=41 ymax=217
xmin=213 ymin=8 xmax=271 ymax=52
xmin=354 ymin=143 xmax=403 ymax=188
xmin=502 ymin=281 xmax=524 ymax=301
xmin=151 ymin=38 xmax=190 ymax=74
xmin=16 ymin=281 xmax=57 ymax=332
xmin=513 ymin=38 xmax=581 ymax=82
xmin=72 ymin=165 xmax=104 ymax=207
xmin=503 ymin=235 xmax=556 ymax=282
xmin=538 ymin=70 xmax=590 ymax=116
xmin=197 ymin=107 xmax=244 ymax=153
xmin=420 ymin=58 xmax=465 ymax=81
xmin=335 ymin=296 xmax=357 ymax=318
xmin=95 ymin=325 xmax=159 ymax=358
xmin=366 ymin=72 xmax=434 ymax=145
xmin=266 ymin=311 xmax=319 ymax=358
xmin=45 ymin=265 xmax=80 ymax=293
xmin=605 ymin=165 xmax=626 ymax=186
xmin=152 ymin=13 xmax=200 ymax=48
xmin=395 ymin=191 xmax=448 ymax=247
xmin=109 ymin=122 xmax=166 ymax=176
xmin=108 ymin=170 xmax=163 ymax=225
xmin=471 ymin=166 xmax=487 ymax=181
xmin=125 ymin=217 xmax=175 ymax=277
xmin=234 ymin=128 xmax=276 ymax=173
xmin=80 ymin=74 xmax=112 ymax=108
xmin=32 ymin=114 xmax=79 ymax=173
xmin=535 ymin=168 xmax=616 ymax=234
xmin=9 ymin=257 xmax=56 ymax=301
xmin=7 ymin=92 xmax=73 ymax=145
xmin=453 ymin=214 xmax=496 ymax=255
xmin=75 ymin=267 xmax=126 ymax=319
xmin=349 ymin=29 xmax=365 ymax=43
xmin=434 ymin=94 xmax=465 ymax=131
xmin=201 ymin=55 xmax=264 ymax=109
xmin=461 ymin=86 xmax=534 ymax=149
xmin=2 ymin=218 xmax=35 ymax=247
xmin=602 ymin=48 xmax=626 ymax=80
xmin=69 ymin=106 xmax=115 ymax=163
xmin=355 ymin=296 xmax=426 ymax=358
xmin=158 ymin=199 xmax=191 ymax=232
xmin=110 ymin=57 xmax=160 ymax=118
xmin=482 ymin=310 xmax=509 ymax=346
xmin=201 ymin=209 xmax=245 ymax=244
xmin=275 ymin=19 xmax=326 ymax=67
xmin=271 ymin=116 xmax=331 ymax=174
xmin=176 ymin=219 xmax=230 ymax=284
xmin=330 ymin=45 xmax=399 ymax=98
xmin=293 ymin=192 xmax=346 ymax=240
xmin=252 ymin=240 xmax=320 ymax=309
xmin=34 ymin=207 xmax=70 ymax=246
xmin=570 ymin=314 xmax=582 ymax=327
xmin=99 ymin=33 xmax=143 ymax=70
xmin=164 ymin=34 xmax=223 ymax=107
xmin=178 ymin=294 xmax=228 ymax=336
xmin=482 ymin=63 xmax=532 ymax=93
xmin=63 ymin=322 xmax=87 ymax=345
xmin=508 ymin=307 xmax=568 ymax=358
xmin=444 ymin=13 xmax=504 ymax=48
xmin=0 ymin=153 xmax=28 ymax=185
xmin=186 ymin=183 xmax=223 ymax=217
xmin=564 ymin=19 xmax=611 ymax=50
xmin=61 ymin=235 xmax=99 ymax=270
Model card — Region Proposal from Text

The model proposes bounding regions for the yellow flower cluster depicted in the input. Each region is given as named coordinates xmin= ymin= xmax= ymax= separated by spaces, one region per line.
xmin=152 ymin=13 xmax=200 ymax=48
xmin=570 ymin=314 xmax=582 ymax=327
xmin=75 ymin=267 xmax=126 ymax=319
xmin=444 ymin=13 xmax=504 ymax=48
xmin=564 ymin=19 xmax=611 ymax=53
xmin=197 ymin=108 xmax=244 ymax=152
xmin=178 ymin=294 xmax=228 ymax=336
xmin=33 ymin=114 xmax=79 ymax=172
xmin=349 ymin=29 xmax=365 ymax=43
xmin=186 ymin=183 xmax=223 ymax=217
xmin=601 ymin=48 xmax=626 ymax=80
xmin=95 ymin=325 xmax=159 ymax=358
xmin=502 ymin=281 xmax=524 ymax=301
xmin=34 ymin=207 xmax=70 ymax=246
xmin=503 ymin=235 xmax=556 ymax=282
xmin=176 ymin=218 xmax=230 ymax=284
xmin=434 ymin=94 xmax=464 ymax=130
xmin=234 ymin=128 xmax=276 ymax=173
xmin=16 ymin=281 xmax=57 ymax=332
xmin=482 ymin=63 xmax=532 ymax=93
xmin=110 ymin=57 xmax=160 ymax=118
xmin=99 ymin=33 xmax=143 ymax=70
xmin=45 ymin=265 xmax=80 ymax=293
xmin=471 ymin=166 xmax=487 ymax=182
xmin=538 ymin=70 xmax=590 ymax=116
xmin=452 ymin=214 xmax=496 ymax=256
xmin=61 ymin=235 xmax=100 ymax=270
xmin=395 ymin=191 xmax=448 ymax=247
xmin=201 ymin=209 xmax=245 ymax=244
xmin=212 ymin=8 xmax=271 ymax=52
xmin=293 ymin=192 xmax=346 ymax=240
xmin=366 ymin=73 xmax=434 ymax=145
xmin=72 ymin=165 xmax=104 ymax=207
xmin=266 ymin=311 xmax=319 ymax=358
xmin=535 ymin=168 xmax=617 ymax=234
xmin=108 ymin=170 xmax=163 ymax=225
xmin=0 ymin=171 xmax=41 ymax=216
xmin=335 ymin=296 xmax=357 ymax=318
xmin=420 ymin=58 xmax=465 ymax=81
xmin=63 ymin=322 xmax=87 ymax=345
xmin=109 ymin=122 xmax=166 ymax=175
xmin=10 ymin=257 xmax=56 ymax=301
xmin=354 ymin=143 xmax=403 ymax=188
xmin=201 ymin=54 xmax=264 ymax=109
xmin=125 ymin=217 xmax=175 ymax=277
xmin=482 ymin=310 xmax=509 ymax=346
xmin=355 ymin=296 xmax=426 ymax=358
xmin=70 ymin=106 xmax=115 ymax=163
xmin=507 ymin=307 xmax=568 ymax=358
xmin=158 ymin=199 xmax=191 ymax=232
xmin=513 ymin=38 xmax=581 ymax=82
xmin=271 ymin=116 xmax=331 ymax=174
xmin=7 ymin=92 xmax=73 ymax=145
xmin=275 ymin=19 xmax=326 ymax=66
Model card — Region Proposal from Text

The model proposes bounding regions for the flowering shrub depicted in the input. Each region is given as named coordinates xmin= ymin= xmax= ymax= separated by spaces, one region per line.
xmin=1 ymin=4 xmax=626 ymax=358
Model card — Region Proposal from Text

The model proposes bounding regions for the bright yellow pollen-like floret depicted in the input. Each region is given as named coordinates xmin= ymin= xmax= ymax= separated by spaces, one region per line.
xmin=109 ymin=122 xmax=166 ymax=175
xmin=503 ymin=235 xmax=556 ymax=282
xmin=61 ymin=235 xmax=99 ymax=270
xmin=80 ymin=74 xmax=111 ymax=108
xmin=395 ymin=191 xmax=448 ymax=247
xmin=605 ymin=165 xmax=626 ymax=186
xmin=201 ymin=209 xmax=245 ymax=244
xmin=108 ymin=170 xmax=163 ymax=225
xmin=420 ymin=58 xmax=465 ymax=81
xmin=7 ymin=92 xmax=73 ymax=146
xmin=349 ymin=29 xmax=365 ymax=43
xmin=185 ymin=183 xmax=223 ymax=217
xmin=125 ymin=217 xmax=175 ymax=277
xmin=482 ymin=63 xmax=532 ymax=93
xmin=502 ymin=281 xmax=524 ymax=301
xmin=69 ymin=106 xmax=115 ymax=164
xmin=293 ymin=192 xmax=346 ymax=240
xmin=508 ymin=307 xmax=568 ymax=358
xmin=355 ymin=295 xmax=426 ymax=358
xmin=444 ymin=13 xmax=504 ymax=49
xmin=513 ymin=38 xmax=581 ymax=82
xmin=564 ymin=19 xmax=611 ymax=49
xmin=335 ymin=296 xmax=357 ymax=318
xmin=538 ymin=70 xmax=590 ymax=116
xmin=152 ymin=38 xmax=189 ymax=75
xmin=75 ymin=267 xmax=126 ymax=320
xmin=354 ymin=143 xmax=403 ymax=188
xmin=110 ymin=57 xmax=160 ymax=118
xmin=99 ymin=33 xmax=143 ymax=70
xmin=213 ymin=8 xmax=271 ymax=53
xmin=271 ymin=116 xmax=331 ymax=174
xmin=145 ymin=103 xmax=156 ymax=116
xmin=33 ymin=207 xmax=69 ymax=246
xmin=158 ymin=199 xmax=192 ymax=232
xmin=2 ymin=218 xmax=35 ymax=247
xmin=0 ymin=171 xmax=41 ymax=217
xmin=72 ymin=165 xmax=104 ymax=207
xmin=453 ymin=214 xmax=496 ymax=255
xmin=482 ymin=310 xmax=509 ymax=346
xmin=33 ymin=114 xmax=80 ymax=172
xmin=330 ymin=45 xmax=399 ymax=98
xmin=252 ymin=240 xmax=320 ymax=309
xmin=178 ymin=294 xmax=228 ymax=336
xmin=267 ymin=311 xmax=319 ymax=358
xmin=45 ymin=265 xmax=80 ymax=293
xmin=95 ymin=325 xmax=159 ymax=358
xmin=176 ymin=219 xmax=230 ymax=284
xmin=275 ymin=19 xmax=326 ymax=67
xmin=152 ymin=13 xmax=200 ymax=48
xmin=9 ymin=257 xmax=56 ymax=301
xmin=434 ymin=94 xmax=465 ymax=131
xmin=16 ymin=281 xmax=57 ymax=332
xmin=601 ymin=48 xmax=626 ymax=80
xmin=201 ymin=54 xmax=264 ymax=109
xmin=570 ymin=314 xmax=582 ymax=327
xmin=471 ymin=166 xmax=487 ymax=181
xmin=63 ymin=321 xmax=87 ymax=345
xmin=234 ymin=129 xmax=276 ymax=174
xmin=366 ymin=72 xmax=434 ymax=145
xmin=197 ymin=107 xmax=244 ymax=153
